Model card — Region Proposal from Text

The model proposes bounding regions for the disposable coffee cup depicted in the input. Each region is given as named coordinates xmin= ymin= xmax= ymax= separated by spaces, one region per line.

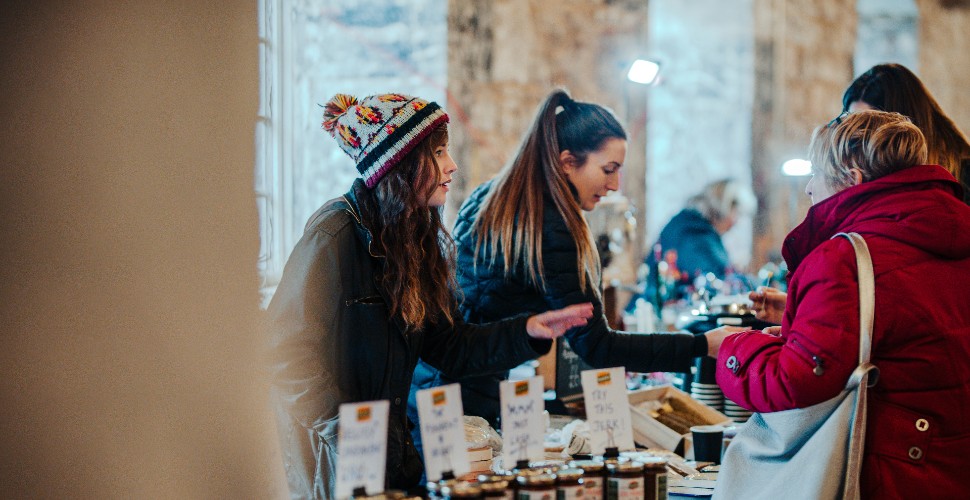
xmin=690 ymin=424 xmax=725 ymax=464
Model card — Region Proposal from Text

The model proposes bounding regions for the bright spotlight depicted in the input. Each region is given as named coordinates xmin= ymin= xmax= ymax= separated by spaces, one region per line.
xmin=627 ymin=59 xmax=660 ymax=85
xmin=782 ymin=159 xmax=812 ymax=176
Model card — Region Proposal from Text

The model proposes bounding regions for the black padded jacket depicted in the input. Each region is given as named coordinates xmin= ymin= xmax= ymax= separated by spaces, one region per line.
xmin=409 ymin=180 xmax=707 ymax=428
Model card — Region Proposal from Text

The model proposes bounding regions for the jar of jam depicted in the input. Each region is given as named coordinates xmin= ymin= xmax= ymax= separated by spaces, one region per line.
xmin=639 ymin=458 xmax=668 ymax=500
xmin=569 ymin=460 xmax=605 ymax=500
xmin=515 ymin=473 xmax=557 ymax=500
xmin=510 ymin=467 xmax=545 ymax=497
xmin=555 ymin=468 xmax=585 ymax=500
xmin=529 ymin=460 xmax=567 ymax=474
xmin=480 ymin=479 xmax=513 ymax=500
xmin=606 ymin=462 xmax=645 ymax=500
xmin=441 ymin=482 xmax=483 ymax=500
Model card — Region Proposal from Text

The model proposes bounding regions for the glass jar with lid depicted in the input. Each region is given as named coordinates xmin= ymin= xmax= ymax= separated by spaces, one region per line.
xmin=569 ymin=460 xmax=605 ymax=500
xmin=555 ymin=468 xmax=585 ymax=500
xmin=515 ymin=473 xmax=557 ymax=500
xmin=606 ymin=462 xmax=645 ymax=500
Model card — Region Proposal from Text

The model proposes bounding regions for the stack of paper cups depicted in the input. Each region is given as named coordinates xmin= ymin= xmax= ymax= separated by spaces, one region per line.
xmin=690 ymin=382 xmax=724 ymax=412
xmin=723 ymin=399 xmax=754 ymax=423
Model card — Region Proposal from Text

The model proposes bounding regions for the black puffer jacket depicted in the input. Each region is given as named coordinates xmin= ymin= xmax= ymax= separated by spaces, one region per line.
xmin=269 ymin=180 xmax=552 ymax=499
xmin=410 ymin=181 xmax=706 ymax=428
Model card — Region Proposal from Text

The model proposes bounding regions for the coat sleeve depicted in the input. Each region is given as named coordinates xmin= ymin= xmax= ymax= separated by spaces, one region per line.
xmin=418 ymin=313 xmax=551 ymax=379
xmin=716 ymin=239 xmax=862 ymax=412
xmin=267 ymin=220 xmax=352 ymax=432
xmin=541 ymin=216 xmax=703 ymax=374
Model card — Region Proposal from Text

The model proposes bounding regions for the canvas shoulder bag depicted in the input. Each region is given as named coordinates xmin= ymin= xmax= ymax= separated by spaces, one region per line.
xmin=712 ymin=232 xmax=878 ymax=500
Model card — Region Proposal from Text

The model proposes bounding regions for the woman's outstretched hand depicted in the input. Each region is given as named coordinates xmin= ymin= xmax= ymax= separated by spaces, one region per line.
xmin=526 ymin=303 xmax=594 ymax=339
xmin=748 ymin=286 xmax=787 ymax=325
xmin=704 ymin=326 xmax=747 ymax=358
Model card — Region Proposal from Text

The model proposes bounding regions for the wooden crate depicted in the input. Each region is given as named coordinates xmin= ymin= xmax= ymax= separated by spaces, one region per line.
xmin=628 ymin=384 xmax=732 ymax=453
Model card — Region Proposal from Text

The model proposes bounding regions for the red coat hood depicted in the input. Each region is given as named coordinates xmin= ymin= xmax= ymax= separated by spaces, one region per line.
xmin=782 ymin=165 xmax=970 ymax=274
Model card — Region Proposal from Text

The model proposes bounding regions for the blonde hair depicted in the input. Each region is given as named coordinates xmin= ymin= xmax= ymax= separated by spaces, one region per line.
xmin=687 ymin=179 xmax=757 ymax=224
xmin=473 ymin=89 xmax=626 ymax=293
xmin=808 ymin=110 xmax=927 ymax=192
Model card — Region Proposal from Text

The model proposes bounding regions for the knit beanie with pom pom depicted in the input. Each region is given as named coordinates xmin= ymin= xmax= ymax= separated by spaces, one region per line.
xmin=322 ymin=93 xmax=449 ymax=188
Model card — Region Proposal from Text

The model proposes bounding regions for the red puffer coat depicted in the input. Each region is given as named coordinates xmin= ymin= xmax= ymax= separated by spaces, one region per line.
xmin=716 ymin=165 xmax=970 ymax=497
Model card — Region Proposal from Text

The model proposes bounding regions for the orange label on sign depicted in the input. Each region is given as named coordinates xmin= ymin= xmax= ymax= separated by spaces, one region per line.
xmin=356 ymin=406 xmax=371 ymax=422
xmin=432 ymin=390 xmax=446 ymax=405
xmin=597 ymin=372 xmax=611 ymax=385
xmin=514 ymin=381 xmax=529 ymax=396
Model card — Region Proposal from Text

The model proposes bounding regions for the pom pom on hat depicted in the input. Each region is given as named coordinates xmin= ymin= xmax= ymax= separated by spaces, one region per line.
xmin=322 ymin=94 xmax=358 ymax=132
xmin=321 ymin=92 xmax=449 ymax=188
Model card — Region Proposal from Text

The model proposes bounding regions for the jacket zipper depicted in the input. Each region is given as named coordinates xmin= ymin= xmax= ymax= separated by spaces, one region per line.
xmin=341 ymin=195 xmax=383 ymax=260
xmin=790 ymin=338 xmax=825 ymax=376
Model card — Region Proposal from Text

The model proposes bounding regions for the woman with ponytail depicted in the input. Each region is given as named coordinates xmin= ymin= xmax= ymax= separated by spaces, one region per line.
xmin=267 ymin=92 xmax=593 ymax=499
xmin=410 ymin=89 xmax=737 ymax=433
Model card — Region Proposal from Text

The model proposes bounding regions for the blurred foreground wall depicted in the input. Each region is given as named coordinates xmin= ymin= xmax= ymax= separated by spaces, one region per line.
xmin=1 ymin=2 xmax=286 ymax=498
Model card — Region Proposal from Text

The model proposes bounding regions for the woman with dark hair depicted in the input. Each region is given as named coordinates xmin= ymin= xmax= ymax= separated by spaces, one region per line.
xmin=267 ymin=92 xmax=593 ymax=499
xmin=842 ymin=63 xmax=970 ymax=204
xmin=711 ymin=110 xmax=970 ymax=496
xmin=409 ymin=89 xmax=736 ymax=431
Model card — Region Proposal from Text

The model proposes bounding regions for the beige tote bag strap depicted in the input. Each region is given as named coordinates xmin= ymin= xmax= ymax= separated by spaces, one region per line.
xmin=833 ymin=232 xmax=876 ymax=500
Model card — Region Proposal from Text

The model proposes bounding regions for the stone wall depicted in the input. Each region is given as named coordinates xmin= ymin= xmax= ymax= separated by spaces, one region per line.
xmin=750 ymin=0 xmax=857 ymax=268
xmin=917 ymin=0 xmax=970 ymax=136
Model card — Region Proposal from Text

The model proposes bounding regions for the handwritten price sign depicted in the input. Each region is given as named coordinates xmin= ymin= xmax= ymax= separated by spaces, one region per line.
xmin=335 ymin=400 xmax=390 ymax=499
xmin=500 ymin=376 xmax=544 ymax=465
xmin=581 ymin=367 xmax=635 ymax=454
xmin=416 ymin=383 xmax=469 ymax=480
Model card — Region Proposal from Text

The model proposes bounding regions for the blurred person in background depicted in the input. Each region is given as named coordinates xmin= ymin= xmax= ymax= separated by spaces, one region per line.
xmin=629 ymin=178 xmax=757 ymax=311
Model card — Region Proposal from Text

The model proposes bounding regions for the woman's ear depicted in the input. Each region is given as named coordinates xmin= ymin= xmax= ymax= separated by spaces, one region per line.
xmin=849 ymin=167 xmax=864 ymax=186
xmin=559 ymin=150 xmax=575 ymax=176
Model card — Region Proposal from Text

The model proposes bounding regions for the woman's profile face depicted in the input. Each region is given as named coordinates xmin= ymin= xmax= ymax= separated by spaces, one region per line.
xmin=805 ymin=171 xmax=838 ymax=205
xmin=848 ymin=100 xmax=873 ymax=113
xmin=425 ymin=139 xmax=457 ymax=208
xmin=561 ymin=137 xmax=627 ymax=211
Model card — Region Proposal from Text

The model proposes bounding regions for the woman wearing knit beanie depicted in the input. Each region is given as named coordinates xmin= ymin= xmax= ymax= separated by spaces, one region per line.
xmin=410 ymin=88 xmax=739 ymax=439
xmin=266 ymin=92 xmax=594 ymax=499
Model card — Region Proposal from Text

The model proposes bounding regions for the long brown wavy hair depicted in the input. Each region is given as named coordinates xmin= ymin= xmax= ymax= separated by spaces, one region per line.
xmin=842 ymin=63 xmax=970 ymax=185
xmin=472 ymin=89 xmax=626 ymax=293
xmin=357 ymin=124 xmax=456 ymax=331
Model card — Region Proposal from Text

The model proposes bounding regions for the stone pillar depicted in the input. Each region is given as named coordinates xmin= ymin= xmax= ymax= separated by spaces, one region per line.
xmin=645 ymin=0 xmax=756 ymax=271
xmin=916 ymin=0 xmax=970 ymax=135
xmin=750 ymin=0 xmax=857 ymax=269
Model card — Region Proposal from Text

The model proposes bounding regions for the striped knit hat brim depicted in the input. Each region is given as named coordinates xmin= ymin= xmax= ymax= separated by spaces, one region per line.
xmin=322 ymin=93 xmax=450 ymax=188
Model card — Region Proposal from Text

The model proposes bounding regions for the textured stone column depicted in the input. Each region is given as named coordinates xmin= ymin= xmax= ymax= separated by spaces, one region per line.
xmin=750 ymin=0 xmax=857 ymax=269
xmin=916 ymin=0 xmax=970 ymax=135
xmin=645 ymin=0 xmax=756 ymax=271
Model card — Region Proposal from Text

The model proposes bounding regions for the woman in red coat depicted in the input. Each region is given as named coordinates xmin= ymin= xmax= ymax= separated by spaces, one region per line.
xmin=710 ymin=110 xmax=970 ymax=497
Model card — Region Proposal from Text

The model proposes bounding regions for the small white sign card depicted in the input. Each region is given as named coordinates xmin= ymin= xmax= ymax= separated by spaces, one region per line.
xmin=581 ymin=366 xmax=635 ymax=454
xmin=335 ymin=400 xmax=390 ymax=499
xmin=499 ymin=376 xmax=545 ymax=466
xmin=416 ymin=383 xmax=470 ymax=480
